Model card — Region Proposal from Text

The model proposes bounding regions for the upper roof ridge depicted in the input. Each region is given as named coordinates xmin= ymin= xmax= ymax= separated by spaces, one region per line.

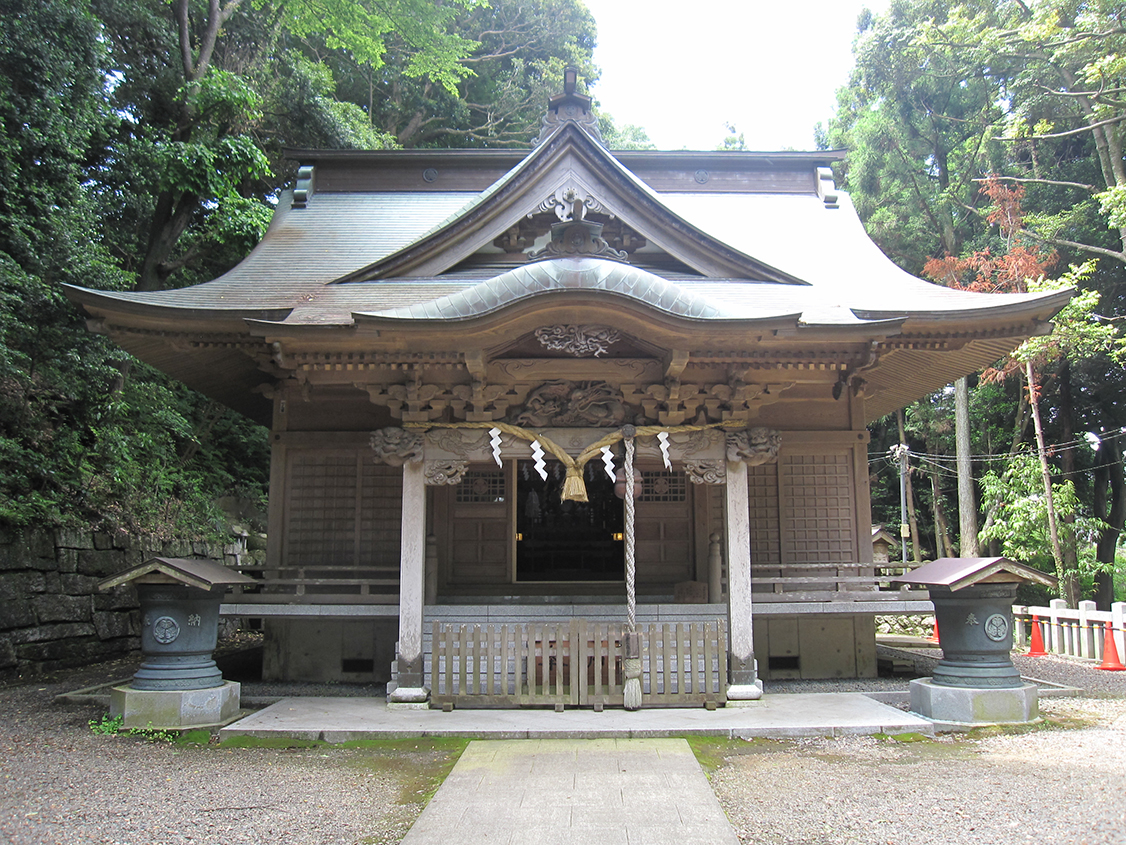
xmin=532 ymin=66 xmax=604 ymax=148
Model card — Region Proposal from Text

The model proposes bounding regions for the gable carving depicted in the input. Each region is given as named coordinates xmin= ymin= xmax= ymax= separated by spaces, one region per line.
xmin=534 ymin=325 xmax=621 ymax=357
xmin=527 ymin=219 xmax=629 ymax=263
xmin=540 ymin=183 xmax=603 ymax=222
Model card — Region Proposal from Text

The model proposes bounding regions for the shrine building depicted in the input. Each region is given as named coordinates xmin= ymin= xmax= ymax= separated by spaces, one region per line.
xmin=66 ymin=74 xmax=1070 ymax=708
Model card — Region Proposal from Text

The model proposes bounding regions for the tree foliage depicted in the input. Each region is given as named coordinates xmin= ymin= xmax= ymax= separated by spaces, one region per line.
xmin=0 ymin=0 xmax=607 ymax=538
xmin=831 ymin=0 xmax=1126 ymax=602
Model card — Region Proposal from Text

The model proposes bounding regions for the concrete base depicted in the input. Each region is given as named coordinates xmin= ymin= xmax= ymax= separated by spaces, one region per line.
xmin=725 ymin=681 xmax=765 ymax=704
xmin=388 ymin=686 xmax=430 ymax=706
xmin=220 ymin=692 xmax=934 ymax=742
xmin=110 ymin=681 xmax=241 ymax=729
xmin=909 ymin=678 xmax=1038 ymax=727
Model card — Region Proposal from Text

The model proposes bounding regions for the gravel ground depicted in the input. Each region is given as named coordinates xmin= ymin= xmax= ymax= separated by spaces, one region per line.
xmin=1 ymin=648 xmax=1123 ymax=845
xmin=710 ymin=695 xmax=1126 ymax=845
xmin=0 ymin=656 xmax=459 ymax=845
xmin=710 ymin=654 xmax=1126 ymax=845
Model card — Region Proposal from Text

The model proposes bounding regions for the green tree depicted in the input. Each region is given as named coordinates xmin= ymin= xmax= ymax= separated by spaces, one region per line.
xmin=834 ymin=1 xmax=1126 ymax=605
xmin=93 ymin=0 xmax=481 ymax=291
xmin=980 ymin=452 xmax=1105 ymax=589
xmin=0 ymin=0 xmax=272 ymax=536
xmin=317 ymin=0 xmax=598 ymax=148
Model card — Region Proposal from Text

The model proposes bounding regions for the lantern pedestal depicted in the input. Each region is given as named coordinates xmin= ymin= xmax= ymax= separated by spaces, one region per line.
xmin=909 ymin=678 xmax=1037 ymax=727
xmin=111 ymin=681 xmax=242 ymax=729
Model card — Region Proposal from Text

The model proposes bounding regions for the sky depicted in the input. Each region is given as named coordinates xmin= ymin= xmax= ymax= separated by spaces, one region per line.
xmin=581 ymin=0 xmax=890 ymax=151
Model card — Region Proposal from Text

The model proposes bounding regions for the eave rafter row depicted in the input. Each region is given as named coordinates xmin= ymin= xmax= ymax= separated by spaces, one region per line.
xmin=694 ymin=350 xmax=876 ymax=369
xmin=292 ymin=351 xmax=464 ymax=374
xmin=108 ymin=325 xmax=255 ymax=350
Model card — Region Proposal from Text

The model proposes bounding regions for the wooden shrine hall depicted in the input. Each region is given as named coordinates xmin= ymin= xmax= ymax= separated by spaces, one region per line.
xmin=67 ymin=72 xmax=1071 ymax=708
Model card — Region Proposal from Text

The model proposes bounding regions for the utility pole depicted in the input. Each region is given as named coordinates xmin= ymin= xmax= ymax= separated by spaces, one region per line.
xmin=889 ymin=443 xmax=911 ymax=563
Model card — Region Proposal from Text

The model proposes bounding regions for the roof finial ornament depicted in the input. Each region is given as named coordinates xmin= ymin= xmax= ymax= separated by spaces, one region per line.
xmin=532 ymin=66 xmax=605 ymax=148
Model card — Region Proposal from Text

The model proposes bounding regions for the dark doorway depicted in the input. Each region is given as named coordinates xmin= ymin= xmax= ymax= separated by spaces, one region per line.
xmin=516 ymin=460 xmax=624 ymax=581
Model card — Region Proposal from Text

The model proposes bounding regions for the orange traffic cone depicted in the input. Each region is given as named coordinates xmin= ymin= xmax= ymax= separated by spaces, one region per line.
xmin=1096 ymin=621 xmax=1126 ymax=672
xmin=928 ymin=618 xmax=940 ymax=644
xmin=1025 ymin=614 xmax=1047 ymax=657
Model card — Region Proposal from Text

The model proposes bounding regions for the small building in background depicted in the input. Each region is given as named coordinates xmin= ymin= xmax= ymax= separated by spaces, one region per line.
xmin=871 ymin=526 xmax=901 ymax=565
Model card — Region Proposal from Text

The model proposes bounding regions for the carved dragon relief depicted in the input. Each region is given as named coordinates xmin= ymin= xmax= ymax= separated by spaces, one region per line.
xmin=370 ymin=427 xmax=423 ymax=466
xmin=513 ymin=380 xmax=633 ymax=427
xmin=727 ymin=427 xmax=782 ymax=466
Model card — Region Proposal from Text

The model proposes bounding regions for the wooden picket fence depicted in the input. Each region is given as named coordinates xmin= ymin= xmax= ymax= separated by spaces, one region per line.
xmin=429 ymin=619 xmax=727 ymax=710
xmin=1013 ymin=600 xmax=1126 ymax=662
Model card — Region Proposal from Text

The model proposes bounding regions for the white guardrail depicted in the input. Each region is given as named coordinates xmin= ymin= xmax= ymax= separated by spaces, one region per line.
xmin=1012 ymin=600 xmax=1126 ymax=661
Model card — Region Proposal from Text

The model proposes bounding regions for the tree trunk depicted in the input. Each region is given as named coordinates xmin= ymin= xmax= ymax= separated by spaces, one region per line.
xmin=136 ymin=189 xmax=201 ymax=291
xmin=1093 ymin=433 xmax=1125 ymax=610
xmin=930 ymin=468 xmax=953 ymax=559
xmin=897 ymin=409 xmax=924 ymax=564
xmin=1057 ymin=361 xmax=1080 ymax=593
xmin=955 ymin=376 xmax=978 ymax=556
xmin=1026 ymin=361 xmax=1072 ymax=603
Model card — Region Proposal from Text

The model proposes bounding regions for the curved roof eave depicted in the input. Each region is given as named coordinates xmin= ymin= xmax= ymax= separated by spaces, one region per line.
xmin=852 ymin=287 xmax=1075 ymax=324
xmin=798 ymin=315 xmax=908 ymax=335
xmin=63 ymin=284 xmax=294 ymax=323
xmin=348 ymin=258 xmax=796 ymax=323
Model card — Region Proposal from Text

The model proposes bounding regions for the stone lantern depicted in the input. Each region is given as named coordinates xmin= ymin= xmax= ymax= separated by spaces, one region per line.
xmin=895 ymin=557 xmax=1057 ymax=727
xmin=99 ymin=557 xmax=256 ymax=729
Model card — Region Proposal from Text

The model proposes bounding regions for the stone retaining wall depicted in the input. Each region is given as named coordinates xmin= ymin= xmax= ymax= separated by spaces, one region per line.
xmin=0 ymin=529 xmax=255 ymax=677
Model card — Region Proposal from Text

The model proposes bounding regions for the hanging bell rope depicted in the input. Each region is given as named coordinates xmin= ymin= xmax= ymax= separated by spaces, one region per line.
xmin=622 ymin=431 xmax=642 ymax=710
xmin=404 ymin=419 xmax=743 ymax=502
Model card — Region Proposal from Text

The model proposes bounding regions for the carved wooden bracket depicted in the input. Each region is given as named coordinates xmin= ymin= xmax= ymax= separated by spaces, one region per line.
xmin=622 ymin=380 xmax=793 ymax=425
xmin=359 ymin=380 xmax=528 ymax=423
xmin=685 ymin=459 xmax=726 ymax=485
xmin=424 ymin=460 xmax=468 ymax=485
xmin=370 ymin=427 xmax=424 ymax=465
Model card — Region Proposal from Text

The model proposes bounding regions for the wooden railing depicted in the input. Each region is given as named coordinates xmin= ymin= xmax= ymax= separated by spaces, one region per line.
xmin=228 ymin=562 xmax=400 ymax=602
xmin=1013 ymin=600 xmax=1126 ymax=661
xmin=429 ymin=619 xmax=727 ymax=710
xmin=750 ymin=562 xmax=926 ymax=602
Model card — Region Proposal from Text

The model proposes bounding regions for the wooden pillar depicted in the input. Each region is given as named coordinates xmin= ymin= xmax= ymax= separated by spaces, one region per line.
xmin=390 ymin=459 xmax=428 ymax=701
xmin=725 ymin=459 xmax=762 ymax=699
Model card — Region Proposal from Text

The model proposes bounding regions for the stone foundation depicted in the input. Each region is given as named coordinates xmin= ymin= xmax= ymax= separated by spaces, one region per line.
xmin=909 ymin=678 xmax=1039 ymax=727
xmin=110 ymin=680 xmax=242 ymax=729
xmin=262 ymin=618 xmax=397 ymax=683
